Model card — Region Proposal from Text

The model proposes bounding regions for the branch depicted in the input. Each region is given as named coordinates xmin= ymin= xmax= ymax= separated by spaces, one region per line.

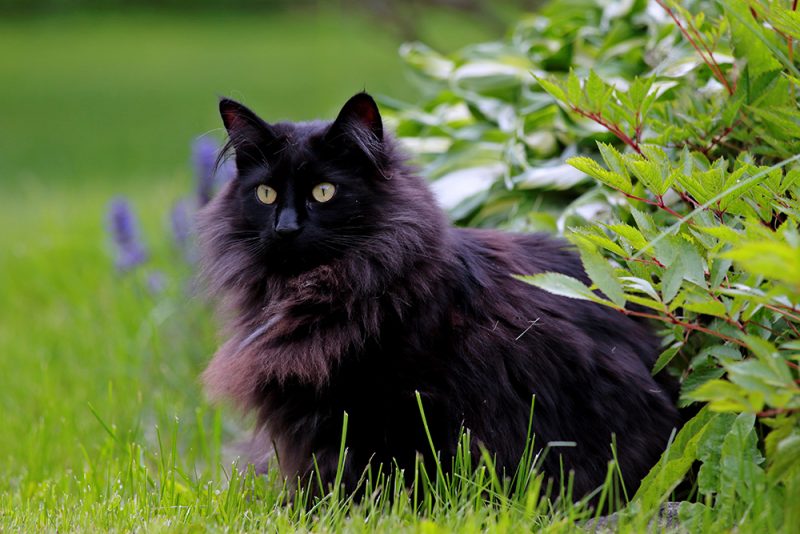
xmin=757 ymin=407 xmax=800 ymax=418
xmin=655 ymin=0 xmax=734 ymax=95
xmin=618 ymin=190 xmax=691 ymax=222
xmin=570 ymin=106 xmax=643 ymax=155
xmin=620 ymin=308 xmax=747 ymax=347
xmin=764 ymin=303 xmax=800 ymax=324
xmin=700 ymin=121 xmax=741 ymax=156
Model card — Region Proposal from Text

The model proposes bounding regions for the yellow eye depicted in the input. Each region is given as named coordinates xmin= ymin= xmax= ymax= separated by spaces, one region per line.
xmin=311 ymin=182 xmax=336 ymax=203
xmin=255 ymin=184 xmax=277 ymax=205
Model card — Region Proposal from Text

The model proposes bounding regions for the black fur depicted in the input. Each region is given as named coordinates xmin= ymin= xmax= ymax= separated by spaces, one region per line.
xmin=198 ymin=92 xmax=680 ymax=499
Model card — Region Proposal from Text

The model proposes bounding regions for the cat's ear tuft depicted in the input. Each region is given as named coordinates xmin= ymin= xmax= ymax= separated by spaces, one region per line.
xmin=219 ymin=98 xmax=272 ymax=142
xmin=218 ymin=98 xmax=276 ymax=172
xmin=325 ymin=92 xmax=386 ymax=174
xmin=330 ymin=92 xmax=383 ymax=141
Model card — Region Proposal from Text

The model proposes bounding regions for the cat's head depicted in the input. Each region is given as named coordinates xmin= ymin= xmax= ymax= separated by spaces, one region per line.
xmin=216 ymin=92 xmax=399 ymax=272
xmin=200 ymin=92 xmax=442 ymax=285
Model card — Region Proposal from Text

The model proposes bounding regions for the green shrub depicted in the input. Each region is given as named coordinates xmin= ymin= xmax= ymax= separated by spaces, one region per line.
xmin=392 ymin=0 xmax=800 ymax=529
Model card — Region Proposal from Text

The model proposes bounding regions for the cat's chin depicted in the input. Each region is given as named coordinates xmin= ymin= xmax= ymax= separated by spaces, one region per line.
xmin=259 ymin=239 xmax=351 ymax=277
xmin=262 ymin=251 xmax=337 ymax=278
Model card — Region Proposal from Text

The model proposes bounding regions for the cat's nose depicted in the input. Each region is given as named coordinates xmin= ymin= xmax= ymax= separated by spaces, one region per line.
xmin=275 ymin=208 xmax=301 ymax=238
xmin=276 ymin=223 xmax=301 ymax=237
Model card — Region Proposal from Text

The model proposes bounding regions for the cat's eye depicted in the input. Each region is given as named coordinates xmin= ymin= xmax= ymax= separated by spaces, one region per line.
xmin=255 ymin=184 xmax=277 ymax=205
xmin=311 ymin=182 xmax=336 ymax=203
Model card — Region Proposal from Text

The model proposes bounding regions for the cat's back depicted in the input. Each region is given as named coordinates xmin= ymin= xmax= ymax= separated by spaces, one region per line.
xmin=449 ymin=226 xmax=587 ymax=282
xmin=446 ymin=225 xmax=660 ymax=370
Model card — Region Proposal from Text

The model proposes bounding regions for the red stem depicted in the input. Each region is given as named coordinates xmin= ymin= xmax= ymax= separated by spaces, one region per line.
xmin=625 ymin=257 xmax=666 ymax=268
xmin=764 ymin=303 xmax=800 ymax=325
xmin=655 ymin=0 xmax=734 ymax=95
xmin=570 ymin=106 xmax=643 ymax=155
xmin=678 ymin=191 xmax=699 ymax=209
xmin=619 ymin=190 xmax=689 ymax=222
xmin=700 ymin=122 xmax=740 ymax=155
xmin=620 ymin=308 xmax=747 ymax=347
xmin=757 ymin=407 xmax=800 ymax=418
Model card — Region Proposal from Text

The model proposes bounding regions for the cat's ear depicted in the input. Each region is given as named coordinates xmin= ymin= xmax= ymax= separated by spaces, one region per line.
xmin=219 ymin=98 xmax=277 ymax=172
xmin=328 ymin=92 xmax=383 ymax=141
xmin=325 ymin=92 xmax=386 ymax=174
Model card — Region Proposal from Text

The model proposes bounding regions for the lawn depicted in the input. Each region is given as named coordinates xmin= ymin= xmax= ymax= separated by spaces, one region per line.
xmin=0 ymin=8 xmax=547 ymax=531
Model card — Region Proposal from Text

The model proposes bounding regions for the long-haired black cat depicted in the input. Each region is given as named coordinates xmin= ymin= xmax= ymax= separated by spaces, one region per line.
xmin=198 ymin=92 xmax=680 ymax=500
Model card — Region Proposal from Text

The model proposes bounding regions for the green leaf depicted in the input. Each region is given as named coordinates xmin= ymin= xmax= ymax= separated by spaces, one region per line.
xmin=719 ymin=166 xmax=759 ymax=211
xmin=696 ymin=412 xmax=738 ymax=496
xmin=724 ymin=1 xmax=781 ymax=76
xmin=652 ymin=342 xmax=683 ymax=375
xmin=771 ymin=6 xmax=800 ymax=40
xmin=398 ymin=42 xmax=455 ymax=80
xmin=607 ymin=223 xmax=648 ymax=251
xmin=695 ymin=225 xmax=742 ymax=243
xmin=728 ymin=360 xmax=795 ymax=408
xmin=572 ymin=226 xmax=628 ymax=257
xmin=768 ymin=432 xmax=800 ymax=483
xmin=575 ymin=240 xmax=626 ymax=307
xmin=627 ymin=156 xmax=667 ymax=196
xmin=690 ymin=380 xmax=755 ymax=412
xmin=780 ymin=168 xmax=800 ymax=193
xmin=661 ymin=263 xmax=683 ymax=304
xmin=718 ymin=413 xmax=764 ymax=520
xmin=630 ymin=207 xmax=657 ymax=237
xmin=683 ymin=299 xmax=727 ymax=318
xmin=681 ymin=361 xmax=726 ymax=406
xmin=620 ymin=276 xmax=661 ymax=302
xmin=657 ymin=236 xmax=706 ymax=302
xmin=566 ymin=156 xmax=633 ymax=193
xmin=725 ymin=0 xmax=800 ymax=78
xmin=633 ymin=408 xmax=718 ymax=510
xmin=585 ymin=70 xmax=605 ymax=106
xmin=566 ymin=69 xmax=581 ymax=104
xmin=515 ymin=272 xmax=620 ymax=308
xmin=597 ymin=142 xmax=630 ymax=181
xmin=676 ymin=238 xmax=706 ymax=286
xmin=709 ymin=258 xmax=733 ymax=289
xmin=535 ymin=76 xmax=566 ymax=103
xmin=723 ymin=241 xmax=800 ymax=287
xmin=677 ymin=171 xmax=712 ymax=205
xmin=623 ymin=293 xmax=664 ymax=312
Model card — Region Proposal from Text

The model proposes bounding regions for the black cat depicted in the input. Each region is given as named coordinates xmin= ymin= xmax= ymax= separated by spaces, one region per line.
xmin=198 ymin=92 xmax=680 ymax=499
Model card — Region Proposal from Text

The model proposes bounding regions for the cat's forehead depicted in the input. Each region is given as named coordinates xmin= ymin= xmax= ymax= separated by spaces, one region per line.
xmin=268 ymin=120 xmax=330 ymax=167
xmin=243 ymin=120 xmax=332 ymax=182
xmin=270 ymin=120 xmax=329 ymax=146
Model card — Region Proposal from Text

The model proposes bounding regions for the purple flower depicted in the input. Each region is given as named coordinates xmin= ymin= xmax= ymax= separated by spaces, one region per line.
xmin=146 ymin=270 xmax=167 ymax=295
xmin=217 ymin=157 xmax=236 ymax=188
xmin=170 ymin=198 xmax=194 ymax=249
xmin=193 ymin=137 xmax=233 ymax=206
xmin=170 ymin=198 xmax=200 ymax=263
xmin=107 ymin=197 xmax=147 ymax=272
